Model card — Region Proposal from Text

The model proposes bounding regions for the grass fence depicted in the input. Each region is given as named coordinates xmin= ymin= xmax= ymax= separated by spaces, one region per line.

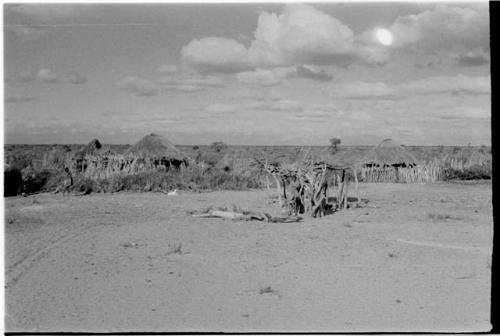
xmin=360 ymin=162 xmax=443 ymax=183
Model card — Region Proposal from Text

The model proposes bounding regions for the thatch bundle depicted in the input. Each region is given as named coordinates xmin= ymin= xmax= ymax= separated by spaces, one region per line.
xmin=360 ymin=138 xmax=417 ymax=168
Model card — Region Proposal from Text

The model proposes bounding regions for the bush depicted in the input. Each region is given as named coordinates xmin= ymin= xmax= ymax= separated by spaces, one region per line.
xmin=443 ymin=165 xmax=491 ymax=180
xmin=21 ymin=169 xmax=56 ymax=194
xmin=4 ymin=167 xmax=22 ymax=196
xmin=209 ymin=141 xmax=228 ymax=153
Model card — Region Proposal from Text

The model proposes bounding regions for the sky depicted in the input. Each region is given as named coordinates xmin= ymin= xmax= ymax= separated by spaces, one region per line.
xmin=3 ymin=2 xmax=491 ymax=146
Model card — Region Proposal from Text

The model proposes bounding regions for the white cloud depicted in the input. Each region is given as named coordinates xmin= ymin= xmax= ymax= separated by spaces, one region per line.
xmin=60 ymin=71 xmax=86 ymax=84
xmin=237 ymin=69 xmax=284 ymax=86
xmin=5 ymin=71 xmax=36 ymax=83
xmin=389 ymin=4 xmax=489 ymax=52
xmin=206 ymin=104 xmax=237 ymax=113
xmin=35 ymin=68 xmax=86 ymax=84
xmin=181 ymin=37 xmax=253 ymax=73
xmin=116 ymin=77 xmax=159 ymax=97
xmin=181 ymin=3 xmax=489 ymax=73
xmin=156 ymin=64 xmax=179 ymax=74
xmin=252 ymin=4 xmax=355 ymax=64
xmin=181 ymin=4 xmax=358 ymax=72
xmin=9 ymin=4 xmax=91 ymax=22
xmin=435 ymin=106 xmax=490 ymax=120
xmin=332 ymin=81 xmax=397 ymax=99
xmin=400 ymin=74 xmax=490 ymax=95
xmin=159 ymin=73 xmax=224 ymax=91
xmin=456 ymin=49 xmax=490 ymax=67
xmin=287 ymin=65 xmax=333 ymax=81
xmin=6 ymin=25 xmax=48 ymax=41
xmin=37 ymin=68 xmax=59 ymax=83
xmin=236 ymin=65 xmax=333 ymax=86
xmin=5 ymin=94 xmax=35 ymax=104
xmin=328 ymin=74 xmax=490 ymax=100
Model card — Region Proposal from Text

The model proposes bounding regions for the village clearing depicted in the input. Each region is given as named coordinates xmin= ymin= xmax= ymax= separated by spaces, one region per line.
xmin=4 ymin=182 xmax=492 ymax=332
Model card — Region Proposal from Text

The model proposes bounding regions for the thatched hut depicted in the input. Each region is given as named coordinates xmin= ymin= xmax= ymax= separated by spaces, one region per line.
xmin=358 ymin=139 xmax=418 ymax=182
xmin=125 ymin=133 xmax=188 ymax=170
xmin=73 ymin=138 xmax=105 ymax=172
xmin=360 ymin=139 xmax=417 ymax=168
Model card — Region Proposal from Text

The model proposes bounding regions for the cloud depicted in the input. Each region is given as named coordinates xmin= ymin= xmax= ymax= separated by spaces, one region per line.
xmin=5 ymin=71 xmax=36 ymax=83
xmin=329 ymin=74 xmax=490 ymax=100
xmin=252 ymin=4 xmax=355 ymax=64
xmin=181 ymin=3 xmax=489 ymax=73
xmin=37 ymin=68 xmax=59 ymax=83
xmin=400 ymin=74 xmax=490 ymax=96
xmin=5 ymin=25 xmax=48 ymax=41
xmin=181 ymin=4 xmax=359 ymax=72
xmin=159 ymin=73 xmax=224 ymax=91
xmin=389 ymin=4 xmax=489 ymax=53
xmin=35 ymin=68 xmax=86 ymax=84
xmin=205 ymin=104 xmax=237 ymax=114
xmin=456 ymin=50 xmax=490 ymax=67
xmin=156 ymin=64 xmax=179 ymax=74
xmin=60 ymin=71 xmax=87 ymax=84
xmin=5 ymin=95 xmax=35 ymax=103
xmin=236 ymin=65 xmax=333 ymax=86
xmin=116 ymin=77 xmax=159 ymax=97
xmin=9 ymin=4 xmax=90 ymax=22
xmin=435 ymin=106 xmax=490 ymax=120
xmin=332 ymin=81 xmax=397 ymax=99
xmin=181 ymin=37 xmax=254 ymax=73
xmin=237 ymin=69 xmax=284 ymax=86
xmin=287 ymin=65 xmax=333 ymax=81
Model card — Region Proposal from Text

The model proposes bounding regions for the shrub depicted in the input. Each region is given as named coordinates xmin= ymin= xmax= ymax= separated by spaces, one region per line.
xmin=21 ymin=169 xmax=56 ymax=194
xmin=443 ymin=165 xmax=491 ymax=181
xmin=4 ymin=167 xmax=22 ymax=196
xmin=209 ymin=141 xmax=228 ymax=153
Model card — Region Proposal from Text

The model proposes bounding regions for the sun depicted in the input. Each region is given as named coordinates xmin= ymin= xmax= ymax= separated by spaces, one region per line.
xmin=375 ymin=28 xmax=393 ymax=46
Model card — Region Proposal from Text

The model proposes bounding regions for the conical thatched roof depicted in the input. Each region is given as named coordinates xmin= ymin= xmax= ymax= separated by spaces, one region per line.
xmin=126 ymin=133 xmax=184 ymax=160
xmin=360 ymin=138 xmax=417 ymax=167
xmin=83 ymin=139 xmax=102 ymax=153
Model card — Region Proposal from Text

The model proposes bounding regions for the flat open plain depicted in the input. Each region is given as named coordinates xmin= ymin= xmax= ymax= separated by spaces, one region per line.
xmin=5 ymin=182 xmax=492 ymax=332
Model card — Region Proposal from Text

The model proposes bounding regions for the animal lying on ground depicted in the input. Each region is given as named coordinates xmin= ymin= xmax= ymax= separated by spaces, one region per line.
xmin=187 ymin=206 xmax=302 ymax=223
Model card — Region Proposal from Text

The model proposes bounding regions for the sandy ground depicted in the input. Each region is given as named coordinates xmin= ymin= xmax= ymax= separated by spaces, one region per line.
xmin=4 ymin=182 xmax=492 ymax=332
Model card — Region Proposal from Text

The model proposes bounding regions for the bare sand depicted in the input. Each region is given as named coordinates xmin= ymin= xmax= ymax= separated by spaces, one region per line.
xmin=4 ymin=182 xmax=492 ymax=332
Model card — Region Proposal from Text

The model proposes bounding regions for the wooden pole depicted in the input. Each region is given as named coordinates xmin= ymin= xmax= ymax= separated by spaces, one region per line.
xmin=343 ymin=180 xmax=348 ymax=209
xmin=272 ymin=173 xmax=283 ymax=208
xmin=337 ymin=174 xmax=343 ymax=210
xmin=353 ymin=167 xmax=360 ymax=206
